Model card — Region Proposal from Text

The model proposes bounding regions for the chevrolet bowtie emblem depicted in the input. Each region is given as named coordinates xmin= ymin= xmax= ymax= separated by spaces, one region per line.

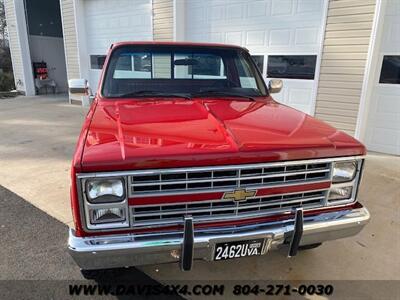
xmin=223 ymin=188 xmax=257 ymax=202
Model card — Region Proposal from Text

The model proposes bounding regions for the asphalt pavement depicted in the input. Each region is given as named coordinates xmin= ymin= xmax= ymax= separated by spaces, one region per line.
xmin=1 ymin=184 xmax=398 ymax=300
xmin=0 ymin=185 xmax=182 ymax=299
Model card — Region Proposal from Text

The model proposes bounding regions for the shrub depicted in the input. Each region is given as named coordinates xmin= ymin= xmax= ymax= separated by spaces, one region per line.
xmin=0 ymin=71 xmax=15 ymax=91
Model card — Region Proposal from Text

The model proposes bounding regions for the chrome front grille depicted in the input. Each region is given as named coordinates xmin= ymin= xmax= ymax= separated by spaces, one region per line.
xmin=130 ymin=190 xmax=327 ymax=228
xmin=77 ymin=156 xmax=365 ymax=232
xmin=128 ymin=161 xmax=331 ymax=197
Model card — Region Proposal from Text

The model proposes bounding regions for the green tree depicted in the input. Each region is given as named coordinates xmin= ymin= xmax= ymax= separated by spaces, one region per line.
xmin=0 ymin=0 xmax=15 ymax=91
xmin=0 ymin=0 xmax=7 ymax=47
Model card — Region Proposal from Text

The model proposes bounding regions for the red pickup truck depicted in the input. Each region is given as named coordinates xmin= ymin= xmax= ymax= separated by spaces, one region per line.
xmin=67 ymin=42 xmax=370 ymax=273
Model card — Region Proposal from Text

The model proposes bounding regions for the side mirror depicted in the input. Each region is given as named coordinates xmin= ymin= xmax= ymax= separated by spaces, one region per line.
xmin=268 ymin=79 xmax=283 ymax=94
xmin=68 ymin=79 xmax=89 ymax=96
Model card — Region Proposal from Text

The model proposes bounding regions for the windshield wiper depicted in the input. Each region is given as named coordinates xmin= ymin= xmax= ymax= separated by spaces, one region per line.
xmin=192 ymin=90 xmax=256 ymax=101
xmin=117 ymin=91 xmax=191 ymax=100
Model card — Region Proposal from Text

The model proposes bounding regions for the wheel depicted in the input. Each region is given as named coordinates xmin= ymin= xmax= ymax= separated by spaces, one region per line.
xmin=298 ymin=243 xmax=322 ymax=251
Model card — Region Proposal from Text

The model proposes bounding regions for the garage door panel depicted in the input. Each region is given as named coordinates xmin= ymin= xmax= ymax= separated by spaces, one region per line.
xmin=185 ymin=1 xmax=324 ymax=52
xmin=296 ymin=0 xmax=323 ymax=14
xmin=375 ymin=93 xmax=400 ymax=114
xmin=271 ymin=80 xmax=314 ymax=113
xmin=382 ymin=19 xmax=400 ymax=53
xmin=369 ymin=90 xmax=400 ymax=129
xmin=83 ymin=0 xmax=152 ymax=91
xmin=368 ymin=127 xmax=398 ymax=153
xmin=185 ymin=0 xmax=326 ymax=115
xmin=364 ymin=0 xmax=400 ymax=155
xmin=294 ymin=27 xmax=319 ymax=46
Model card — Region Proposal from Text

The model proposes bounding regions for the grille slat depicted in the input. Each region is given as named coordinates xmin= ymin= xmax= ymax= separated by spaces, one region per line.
xmin=131 ymin=191 xmax=326 ymax=227
xmin=130 ymin=169 xmax=330 ymax=187
xmin=127 ymin=161 xmax=332 ymax=228
xmin=131 ymin=195 xmax=325 ymax=218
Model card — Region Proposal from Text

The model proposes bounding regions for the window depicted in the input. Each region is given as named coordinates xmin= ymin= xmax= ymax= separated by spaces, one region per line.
xmin=174 ymin=53 xmax=226 ymax=79
xmin=102 ymin=45 xmax=268 ymax=97
xmin=379 ymin=55 xmax=400 ymax=84
xmin=236 ymin=55 xmax=258 ymax=89
xmin=115 ymin=55 xmax=132 ymax=71
xmin=90 ymin=55 xmax=106 ymax=69
xmin=113 ymin=52 xmax=151 ymax=79
xmin=267 ymin=55 xmax=317 ymax=80
xmin=152 ymin=53 xmax=171 ymax=79
xmin=133 ymin=53 xmax=151 ymax=72
xmin=251 ymin=55 xmax=264 ymax=74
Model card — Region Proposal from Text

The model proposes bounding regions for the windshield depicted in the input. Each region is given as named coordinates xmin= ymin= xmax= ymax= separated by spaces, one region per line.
xmin=102 ymin=45 xmax=268 ymax=98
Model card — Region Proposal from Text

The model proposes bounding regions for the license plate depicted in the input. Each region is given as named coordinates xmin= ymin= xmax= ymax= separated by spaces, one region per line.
xmin=213 ymin=238 xmax=265 ymax=261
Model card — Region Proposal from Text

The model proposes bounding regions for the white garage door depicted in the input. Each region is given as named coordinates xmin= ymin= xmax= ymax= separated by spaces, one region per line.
xmin=365 ymin=1 xmax=400 ymax=155
xmin=83 ymin=0 xmax=153 ymax=90
xmin=184 ymin=0 xmax=327 ymax=114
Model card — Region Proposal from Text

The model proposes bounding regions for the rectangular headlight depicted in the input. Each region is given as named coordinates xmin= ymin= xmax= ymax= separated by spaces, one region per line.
xmin=328 ymin=186 xmax=353 ymax=201
xmin=332 ymin=161 xmax=357 ymax=183
xmin=81 ymin=176 xmax=129 ymax=229
xmin=86 ymin=178 xmax=125 ymax=203
xmin=90 ymin=207 xmax=126 ymax=224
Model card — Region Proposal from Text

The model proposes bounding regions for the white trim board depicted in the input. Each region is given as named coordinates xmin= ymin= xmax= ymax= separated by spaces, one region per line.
xmin=310 ymin=0 xmax=329 ymax=117
xmin=355 ymin=0 xmax=386 ymax=141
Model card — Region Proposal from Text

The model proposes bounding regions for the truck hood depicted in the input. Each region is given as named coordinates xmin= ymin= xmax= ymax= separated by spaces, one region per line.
xmin=80 ymin=97 xmax=365 ymax=172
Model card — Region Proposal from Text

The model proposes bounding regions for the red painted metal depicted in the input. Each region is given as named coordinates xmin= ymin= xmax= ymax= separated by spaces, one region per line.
xmin=70 ymin=42 xmax=366 ymax=237
xmin=111 ymin=41 xmax=246 ymax=50
xmin=78 ymin=98 xmax=365 ymax=172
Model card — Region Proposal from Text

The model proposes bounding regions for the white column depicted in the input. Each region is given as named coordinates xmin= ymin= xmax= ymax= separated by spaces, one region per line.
xmin=13 ymin=0 xmax=35 ymax=96
xmin=73 ymin=0 xmax=89 ymax=81
xmin=355 ymin=0 xmax=386 ymax=141
xmin=173 ymin=0 xmax=185 ymax=41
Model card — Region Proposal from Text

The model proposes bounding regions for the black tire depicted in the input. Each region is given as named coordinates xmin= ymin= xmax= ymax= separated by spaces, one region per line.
xmin=80 ymin=269 xmax=106 ymax=280
xmin=298 ymin=243 xmax=322 ymax=251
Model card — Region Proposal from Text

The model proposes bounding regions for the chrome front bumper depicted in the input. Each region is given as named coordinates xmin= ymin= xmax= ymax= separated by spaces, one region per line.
xmin=68 ymin=206 xmax=370 ymax=270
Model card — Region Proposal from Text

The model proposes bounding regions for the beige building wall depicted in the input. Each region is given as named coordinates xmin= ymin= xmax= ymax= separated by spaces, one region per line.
xmin=315 ymin=0 xmax=376 ymax=136
xmin=59 ymin=0 xmax=80 ymax=80
xmin=152 ymin=0 xmax=173 ymax=41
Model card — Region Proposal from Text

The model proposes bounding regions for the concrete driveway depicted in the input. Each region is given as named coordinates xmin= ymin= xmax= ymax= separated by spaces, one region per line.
xmin=0 ymin=95 xmax=84 ymax=226
xmin=1 ymin=96 xmax=399 ymax=295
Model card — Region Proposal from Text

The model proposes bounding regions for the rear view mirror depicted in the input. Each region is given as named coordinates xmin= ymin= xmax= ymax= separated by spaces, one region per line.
xmin=268 ymin=79 xmax=283 ymax=94
xmin=174 ymin=58 xmax=199 ymax=66
xmin=68 ymin=79 xmax=89 ymax=96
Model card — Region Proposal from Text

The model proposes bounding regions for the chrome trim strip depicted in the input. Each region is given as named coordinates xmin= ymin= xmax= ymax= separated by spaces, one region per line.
xmin=76 ymin=156 xmax=365 ymax=179
xmin=129 ymin=190 xmax=327 ymax=229
xmin=128 ymin=179 xmax=331 ymax=198
xmin=68 ymin=206 xmax=370 ymax=270
xmin=129 ymin=169 xmax=330 ymax=187
xmin=127 ymin=161 xmax=331 ymax=197
xmin=327 ymin=159 xmax=363 ymax=206
xmin=129 ymin=187 xmax=329 ymax=206
xmin=132 ymin=196 xmax=325 ymax=217
xmin=79 ymin=177 xmax=130 ymax=230
xmin=130 ymin=202 xmax=324 ymax=229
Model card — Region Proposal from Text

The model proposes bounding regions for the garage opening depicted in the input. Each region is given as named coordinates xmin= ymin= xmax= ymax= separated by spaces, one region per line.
xmin=25 ymin=0 xmax=68 ymax=95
